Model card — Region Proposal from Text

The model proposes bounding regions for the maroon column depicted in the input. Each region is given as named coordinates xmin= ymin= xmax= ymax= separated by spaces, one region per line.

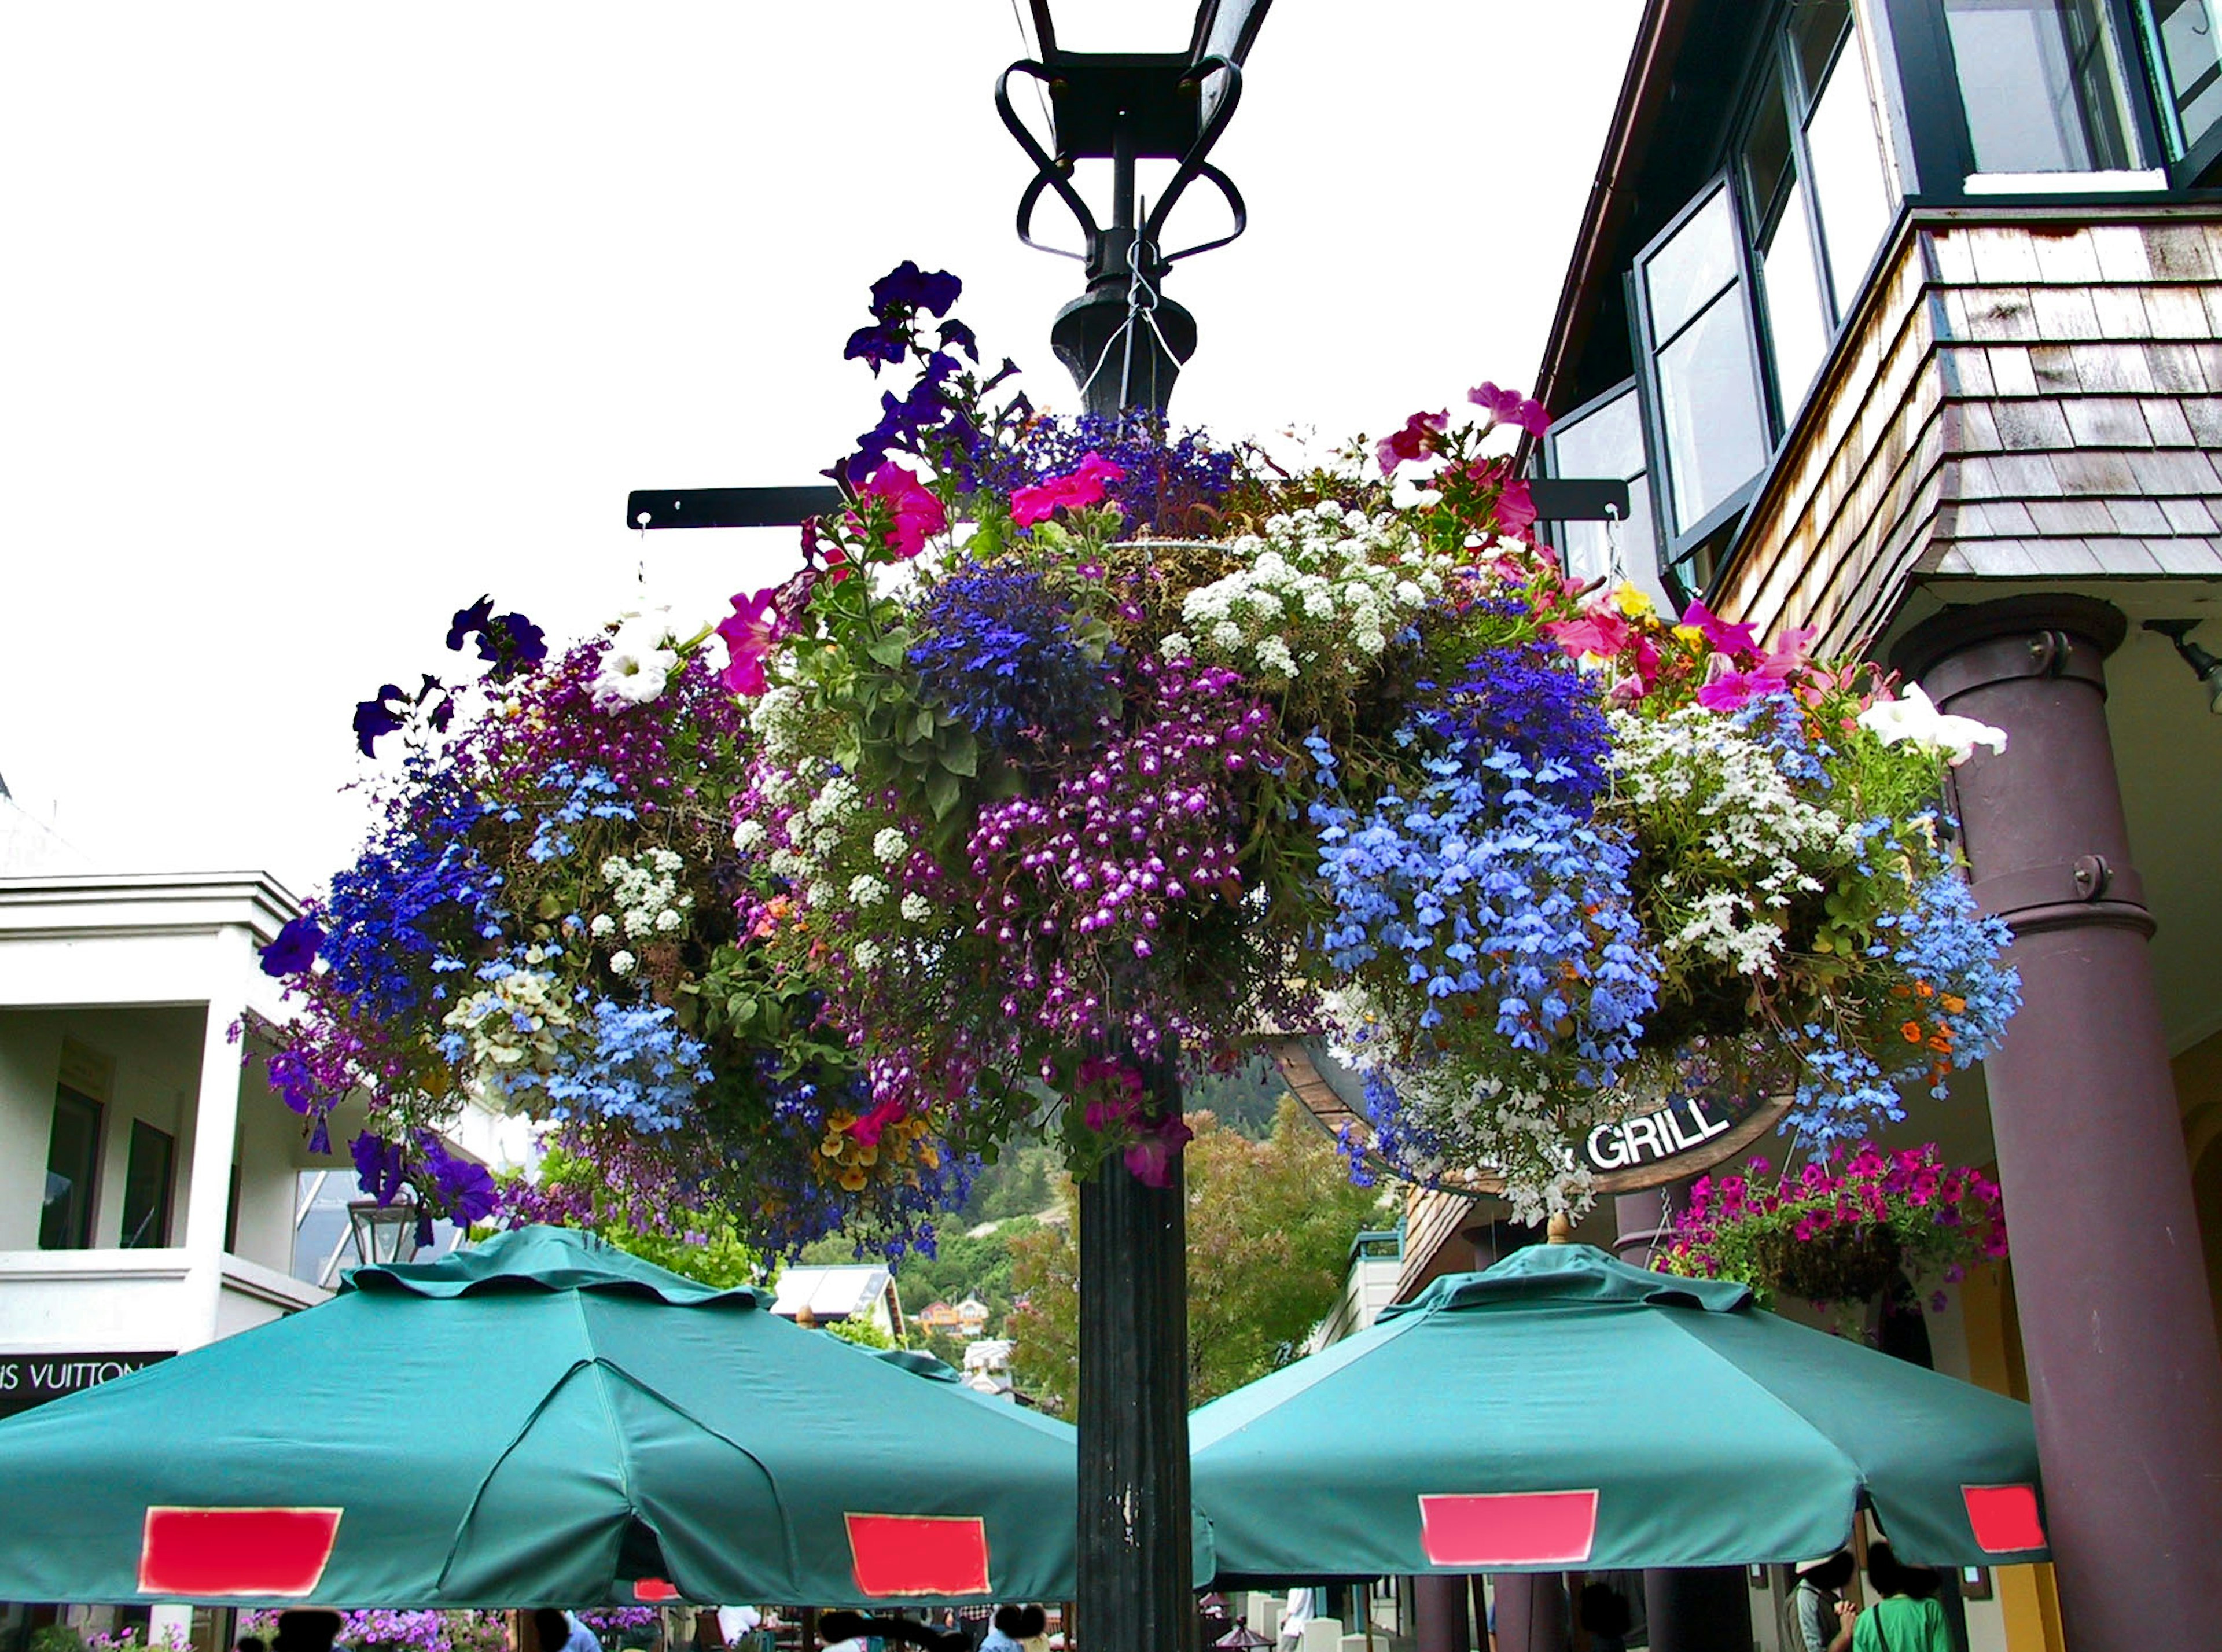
xmin=1896 ymin=596 xmax=2222 ymax=1652
xmin=1488 ymin=1574 xmax=1564 ymax=1652
xmin=1614 ymin=1189 xmax=1753 ymax=1652
xmin=1414 ymin=1574 xmax=1471 ymax=1652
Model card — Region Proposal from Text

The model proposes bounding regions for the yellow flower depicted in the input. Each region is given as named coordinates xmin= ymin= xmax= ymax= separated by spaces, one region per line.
xmin=1672 ymin=624 xmax=1704 ymax=645
xmin=1614 ymin=582 xmax=1654 ymax=619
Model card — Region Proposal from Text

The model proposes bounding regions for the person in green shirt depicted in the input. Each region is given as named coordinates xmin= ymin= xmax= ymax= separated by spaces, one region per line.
xmin=1852 ymin=1542 xmax=1954 ymax=1652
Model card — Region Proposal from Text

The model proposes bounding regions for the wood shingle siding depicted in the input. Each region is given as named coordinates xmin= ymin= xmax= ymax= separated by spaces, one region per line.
xmin=1712 ymin=210 xmax=2222 ymax=649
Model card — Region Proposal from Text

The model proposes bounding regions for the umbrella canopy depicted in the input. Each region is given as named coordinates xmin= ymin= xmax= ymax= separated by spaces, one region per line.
xmin=0 ymin=1227 xmax=1077 ymax=1608
xmin=1190 ymin=1243 xmax=2048 ymax=1580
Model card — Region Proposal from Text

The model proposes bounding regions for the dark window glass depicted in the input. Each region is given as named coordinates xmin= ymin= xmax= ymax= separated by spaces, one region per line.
xmin=2135 ymin=0 xmax=2222 ymax=157
xmin=1791 ymin=0 xmax=1855 ymax=104
xmin=39 ymin=1087 xmax=104 ymax=1250
xmin=120 ymin=1121 xmax=175 ymax=1249
xmin=1743 ymin=70 xmax=1797 ymax=228
xmin=1547 ymin=384 xmax=1660 ymax=597
xmin=1943 ymin=0 xmax=2138 ymax=172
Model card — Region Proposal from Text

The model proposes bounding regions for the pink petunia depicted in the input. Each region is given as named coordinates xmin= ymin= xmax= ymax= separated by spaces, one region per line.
xmin=1010 ymin=450 xmax=1128 ymax=528
xmin=716 ymin=584 xmax=783 ymax=697
xmin=1495 ymin=477 xmax=1538 ymax=537
xmin=1468 ymin=381 xmax=1552 ymax=439
xmin=854 ymin=462 xmax=947 ymax=558
xmin=1679 ymin=599 xmax=1761 ymax=660
xmin=1544 ymin=608 xmax=1634 ymax=661
xmin=847 ymin=1098 xmax=910 ymax=1149
xmin=1123 ymin=1113 xmax=1194 ymax=1188
xmin=1375 ymin=410 xmax=1449 ymax=476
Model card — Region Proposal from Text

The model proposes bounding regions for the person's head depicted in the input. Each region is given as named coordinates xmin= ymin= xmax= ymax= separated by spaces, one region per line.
xmin=236 ymin=1637 xmax=268 ymax=1652
xmin=1016 ymin=1607 xmax=1046 ymax=1639
xmin=533 ymin=1611 xmax=572 ymax=1652
xmin=1867 ymin=1541 xmax=1912 ymax=1598
xmin=1576 ymin=1584 xmax=1629 ymax=1638
xmin=273 ymin=1613 xmax=343 ymax=1652
xmin=991 ymin=1607 xmax=1025 ymax=1640
xmin=1798 ymin=1551 xmax=1856 ymax=1592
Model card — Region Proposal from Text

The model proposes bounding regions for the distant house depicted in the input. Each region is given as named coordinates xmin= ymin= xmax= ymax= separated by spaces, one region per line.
xmin=915 ymin=1299 xmax=963 ymax=1335
xmin=769 ymin=1264 xmax=905 ymax=1341
xmin=954 ymin=1295 xmax=990 ymax=1338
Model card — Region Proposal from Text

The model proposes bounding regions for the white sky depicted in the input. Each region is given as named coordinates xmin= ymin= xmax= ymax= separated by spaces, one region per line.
xmin=0 ymin=2 xmax=1640 ymax=895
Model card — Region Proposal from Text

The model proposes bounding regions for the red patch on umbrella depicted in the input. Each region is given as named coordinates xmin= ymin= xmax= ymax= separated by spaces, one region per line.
xmin=138 ymin=1507 xmax=343 ymax=1597
xmin=634 ymin=1580 xmax=680 ymax=1603
xmin=1417 ymin=1491 xmax=1598 ymax=1567
xmin=844 ymin=1513 xmax=991 ymax=1597
xmin=1963 ymin=1484 xmax=2046 ymax=1552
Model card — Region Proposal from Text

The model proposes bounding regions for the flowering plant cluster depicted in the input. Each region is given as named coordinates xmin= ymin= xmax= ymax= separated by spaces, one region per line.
xmin=236 ymin=1613 xmax=509 ymax=1652
xmin=1657 ymin=1143 xmax=2008 ymax=1311
xmin=264 ymin=259 xmax=2020 ymax=1252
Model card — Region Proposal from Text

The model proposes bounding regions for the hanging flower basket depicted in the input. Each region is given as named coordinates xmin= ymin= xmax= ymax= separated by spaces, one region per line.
xmin=256 ymin=262 xmax=2024 ymax=1251
xmin=1659 ymin=1143 xmax=2009 ymax=1310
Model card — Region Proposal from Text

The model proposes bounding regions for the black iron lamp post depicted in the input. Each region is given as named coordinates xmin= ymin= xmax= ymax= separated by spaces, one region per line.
xmin=996 ymin=1 xmax=1270 ymax=418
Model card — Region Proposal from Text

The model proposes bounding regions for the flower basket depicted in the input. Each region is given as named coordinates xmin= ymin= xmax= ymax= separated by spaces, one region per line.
xmin=1742 ymin=1221 xmax=1904 ymax=1306
xmin=256 ymin=260 xmax=2024 ymax=1252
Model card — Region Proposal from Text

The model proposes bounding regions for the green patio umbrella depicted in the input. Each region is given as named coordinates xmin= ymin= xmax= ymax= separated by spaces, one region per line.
xmin=1190 ymin=1243 xmax=2048 ymax=1581
xmin=0 ymin=1227 xmax=1079 ymax=1609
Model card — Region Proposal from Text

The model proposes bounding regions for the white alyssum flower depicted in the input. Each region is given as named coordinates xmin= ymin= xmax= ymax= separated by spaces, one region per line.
xmin=848 ymin=874 xmax=890 ymax=909
xmin=1857 ymin=683 xmax=2008 ymax=766
xmin=732 ymin=819 xmax=767 ymax=853
xmin=852 ymin=939 xmax=883 ymax=972
xmin=599 ymin=849 xmax=693 ymax=947
xmin=590 ymin=914 xmax=616 ymax=939
xmin=609 ymin=950 xmax=637 ymax=976
xmin=1160 ymin=632 xmax=1194 ymax=663
xmin=873 ymin=828 xmax=909 ymax=865
xmin=900 ymin=892 xmax=933 ymax=923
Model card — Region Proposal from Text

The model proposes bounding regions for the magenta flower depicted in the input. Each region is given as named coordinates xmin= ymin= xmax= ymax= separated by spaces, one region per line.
xmin=1544 ymin=608 xmax=1634 ymax=661
xmin=855 ymin=462 xmax=946 ymax=558
xmin=1010 ymin=451 xmax=1127 ymax=528
xmin=1467 ymin=381 xmax=1551 ymax=438
xmin=1496 ymin=477 xmax=1538 ymax=537
xmin=1375 ymin=410 xmax=1448 ymax=476
xmin=1677 ymin=599 xmax=1761 ymax=659
xmin=1124 ymin=1113 xmax=1194 ymax=1188
xmin=717 ymin=584 xmax=782 ymax=697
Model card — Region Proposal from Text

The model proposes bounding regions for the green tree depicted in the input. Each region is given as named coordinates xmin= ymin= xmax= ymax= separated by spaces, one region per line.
xmin=1008 ymin=1096 xmax=1388 ymax=1412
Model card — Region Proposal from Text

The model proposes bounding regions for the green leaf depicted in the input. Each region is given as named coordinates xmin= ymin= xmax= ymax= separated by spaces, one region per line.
xmin=926 ymin=767 xmax=961 ymax=819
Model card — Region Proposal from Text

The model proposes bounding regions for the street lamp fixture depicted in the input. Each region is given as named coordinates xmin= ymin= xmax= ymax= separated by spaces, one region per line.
xmin=2144 ymin=618 xmax=2222 ymax=715
xmin=998 ymin=0 xmax=1272 ymax=417
xmin=348 ymin=1198 xmax=422 ymax=1268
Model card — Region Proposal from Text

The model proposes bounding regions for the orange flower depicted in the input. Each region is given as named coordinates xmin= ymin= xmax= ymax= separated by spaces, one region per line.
xmin=1901 ymin=1021 xmax=1924 ymax=1043
xmin=1914 ymin=981 xmax=1935 ymax=999
xmin=1941 ymin=993 xmax=1966 ymax=1014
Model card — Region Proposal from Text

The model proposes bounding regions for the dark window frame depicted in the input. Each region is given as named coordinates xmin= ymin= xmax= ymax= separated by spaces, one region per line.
xmin=1629 ymin=175 xmax=1775 ymax=598
xmin=120 ymin=1119 xmax=176 ymax=1249
xmin=1538 ymin=374 xmax=1659 ymax=594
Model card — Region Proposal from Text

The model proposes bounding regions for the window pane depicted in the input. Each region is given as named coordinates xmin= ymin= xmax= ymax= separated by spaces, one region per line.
xmin=1944 ymin=0 xmax=2137 ymax=172
xmin=40 ymin=1087 xmax=103 ymax=1250
xmin=1550 ymin=387 xmax=1658 ymax=593
xmin=121 ymin=1121 xmax=175 ymax=1249
xmin=1742 ymin=71 xmax=1796 ymax=230
xmin=1805 ymin=46 xmax=1897 ymax=312
xmin=1762 ymin=178 xmax=1832 ymax=408
xmin=1657 ymin=289 xmax=1771 ymax=532
xmin=1645 ymin=189 xmax=1740 ymax=341
xmin=2137 ymin=1 xmax=2222 ymax=156
xmin=1791 ymin=0 xmax=1855 ymax=105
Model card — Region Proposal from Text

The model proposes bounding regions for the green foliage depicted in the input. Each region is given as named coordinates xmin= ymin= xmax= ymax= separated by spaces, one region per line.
xmin=1009 ymin=1096 xmax=1387 ymax=1412
xmin=507 ymin=1149 xmax=766 ymax=1291
xmin=825 ymin=1315 xmax=895 ymax=1349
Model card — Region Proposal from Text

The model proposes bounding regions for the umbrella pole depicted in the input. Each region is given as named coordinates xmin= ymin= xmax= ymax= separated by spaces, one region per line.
xmin=1076 ymin=1057 xmax=1194 ymax=1652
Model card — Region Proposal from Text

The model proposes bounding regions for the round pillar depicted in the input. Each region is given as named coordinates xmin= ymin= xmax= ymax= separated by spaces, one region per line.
xmin=1894 ymin=595 xmax=2222 ymax=1652
xmin=1614 ymin=1189 xmax=1753 ymax=1652
xmin=1414 ymin=1573 xmax=1471 ymax=1652
xmin=1489 ymin=1574 xmax=1565 ymax=1652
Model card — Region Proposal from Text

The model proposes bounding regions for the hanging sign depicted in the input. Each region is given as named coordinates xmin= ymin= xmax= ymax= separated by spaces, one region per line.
xmin=1272 ymin=1040 xmax=1788 ymax=1195
xmin=0 ymin=1350 xmax=172 ymax=1418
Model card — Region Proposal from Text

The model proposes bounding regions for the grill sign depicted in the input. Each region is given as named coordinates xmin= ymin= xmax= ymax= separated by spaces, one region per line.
xmin=0 ymin=1351 xmax=172 ymax=1417
xmin=1583 ymin=1097 xmax=1734 ymax=1172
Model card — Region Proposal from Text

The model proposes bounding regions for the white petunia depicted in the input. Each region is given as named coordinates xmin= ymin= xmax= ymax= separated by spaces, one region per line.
xmin=1856 ymin=685 xmax=2008 ymax=766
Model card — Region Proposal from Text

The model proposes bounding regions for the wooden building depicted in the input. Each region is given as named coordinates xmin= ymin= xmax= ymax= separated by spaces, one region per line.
xmin=1390 ymin=6 xmax=2222 ymax=1652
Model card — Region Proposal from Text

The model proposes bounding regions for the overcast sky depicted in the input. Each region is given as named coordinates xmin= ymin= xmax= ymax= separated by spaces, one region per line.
xmin=0 ymin=2 xmax=1640 ymax=894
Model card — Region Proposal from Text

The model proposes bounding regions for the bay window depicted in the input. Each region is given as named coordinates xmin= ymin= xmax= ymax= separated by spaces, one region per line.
xmin=1941 ymin=0 xmax=2142 ymax=173
xmin=2134 ymin=0 xmax=2222 ymax=159
xmin=1542 ymin=382 xmax=1661 ymax=602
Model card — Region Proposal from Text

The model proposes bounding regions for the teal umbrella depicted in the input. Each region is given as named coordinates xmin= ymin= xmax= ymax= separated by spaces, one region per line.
xmin=0 ymin=1227 xmax=1077 ymax=1608
xmin=1190 ymin=1243 xmax=2048 ymax=1580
